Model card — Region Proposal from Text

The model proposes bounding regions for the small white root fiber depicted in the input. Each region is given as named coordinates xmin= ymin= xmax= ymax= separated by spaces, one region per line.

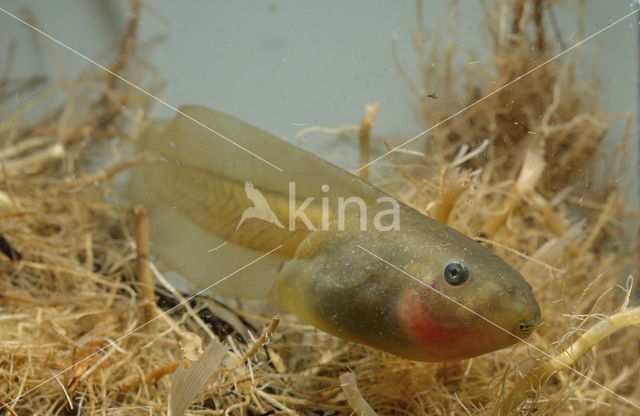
xmin=340 ymin=371 xmax=379 ymax=416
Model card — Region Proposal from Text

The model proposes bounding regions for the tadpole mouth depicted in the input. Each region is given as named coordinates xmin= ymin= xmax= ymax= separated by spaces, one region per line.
xmin=514 ymin=317 xmax=541 ymax=338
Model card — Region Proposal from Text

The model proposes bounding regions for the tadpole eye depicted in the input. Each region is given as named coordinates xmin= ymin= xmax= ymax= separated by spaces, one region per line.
xmin=443 ymin=260 xmax=469 ymax=286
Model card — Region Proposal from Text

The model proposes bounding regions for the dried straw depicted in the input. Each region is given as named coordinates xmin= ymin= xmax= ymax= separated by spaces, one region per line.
xmin=0 ymin=0 xmax=638 ymax=415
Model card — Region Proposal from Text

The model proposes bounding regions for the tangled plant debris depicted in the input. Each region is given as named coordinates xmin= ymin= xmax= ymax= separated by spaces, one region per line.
xmin=0 ymin=1 xmax=638 ymax=415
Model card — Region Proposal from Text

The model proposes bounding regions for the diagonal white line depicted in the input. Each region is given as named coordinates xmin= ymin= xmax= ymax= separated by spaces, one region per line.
xmin=356 ymin=244 xmax=640 ymax=411
xmin=0 ymin=7 xmax=283 ymax=173
xmin=3 ymin=244 xmax=282 ymax=409
xmin=357 ymin=7 xmax=640 ymax=172
xmin=207 ymin=241 xmax=228 ymax=253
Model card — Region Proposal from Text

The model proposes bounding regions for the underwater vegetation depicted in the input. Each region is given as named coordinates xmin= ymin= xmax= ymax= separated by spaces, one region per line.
xmin=0 ymin=0 xmax=638 ymax=414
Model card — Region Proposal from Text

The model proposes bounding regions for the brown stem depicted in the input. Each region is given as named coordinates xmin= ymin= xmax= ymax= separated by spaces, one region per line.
xmin=135 ymin=205 xmax=156 ymax=326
